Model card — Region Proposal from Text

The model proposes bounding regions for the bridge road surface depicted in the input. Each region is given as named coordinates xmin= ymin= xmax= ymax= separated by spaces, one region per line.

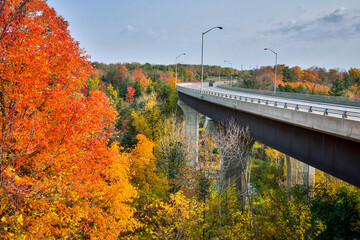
xmin=183 ymin=82 xmax=360 ymax=121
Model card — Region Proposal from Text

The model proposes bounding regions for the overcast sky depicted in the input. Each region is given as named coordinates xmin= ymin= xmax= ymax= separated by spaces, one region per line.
xmin=47 ymin=0 xmax=360 ymax=71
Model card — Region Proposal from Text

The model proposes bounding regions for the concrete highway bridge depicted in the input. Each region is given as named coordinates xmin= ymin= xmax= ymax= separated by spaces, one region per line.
xmin=176 ymin=82 xmax=360 ymax=188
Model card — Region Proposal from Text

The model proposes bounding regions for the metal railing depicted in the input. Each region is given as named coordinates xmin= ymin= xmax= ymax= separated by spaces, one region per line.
xmin=219 ymin=85 xmax=360 ymax=107
xmin=176 ymin=85 xmax=360 ymax=120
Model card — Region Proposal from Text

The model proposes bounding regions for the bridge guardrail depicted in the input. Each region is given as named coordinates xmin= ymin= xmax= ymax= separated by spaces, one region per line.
xmin=218 ymin=85 xmax=360 ymax=107
xmin=176 ymin=85 xmax=360 ymax=121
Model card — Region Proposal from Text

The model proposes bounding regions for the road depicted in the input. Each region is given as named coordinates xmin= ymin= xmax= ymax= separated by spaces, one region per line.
xmin=177 ymin=82 xmax=360 ymax=121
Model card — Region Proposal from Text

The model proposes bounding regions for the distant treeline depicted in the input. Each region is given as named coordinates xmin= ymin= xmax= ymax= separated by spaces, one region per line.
xmin=92 ymin=62 xmax=360 ymax=97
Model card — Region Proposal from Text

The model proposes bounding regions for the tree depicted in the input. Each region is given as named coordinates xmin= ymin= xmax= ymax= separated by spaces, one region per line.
xmin=0 ymin=1 xmax=138 ymax=238
xmin=328 ymin=78 xmax=344 ymax=96
xmin=116 ymin=64 xmax=128 ymax=81
xmin=290 ymin=66 xmax=304 ymax=81
xmin=254 ymin=66 xmax=274 ymax=90
xmin=131 ymin=94 xmax=162 ymax=142
xmin=311 ymin=173 xmax=360 ymax=239
xmin=209 ymin=119 xmax=257 ymax=239
xmin=159 ymin=71 xmax=176 ymax=88
xmin=328 ymin=68 xmax=339 ymax=83
xmin=349 ymin=68 xmax=360 ymax=84
xmin=136 ymin=191 xmax=203 ymax=239
xmin=125 ymin=86 xmax=135 ymax=102
xmin=131 ymin=68 xmax=150 ymax=91
xmin=127 ymin=134 xmax=167 ymax=202
xmin=86 ymin=76 xmax=100 ymax=92
xmin=282 ymin=66 xmax=296 ymax=82
xmin=343 ymin=72 xmax=352 ymax=89
xmin=156 ymin=115 xmax=187 ymax=193
xmin=303 ymin=68 xmax=319 ymax=83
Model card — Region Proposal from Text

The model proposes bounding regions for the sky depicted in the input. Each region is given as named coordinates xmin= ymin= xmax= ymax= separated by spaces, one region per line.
xmin=47 ymin=0 xmax=360 ymax=71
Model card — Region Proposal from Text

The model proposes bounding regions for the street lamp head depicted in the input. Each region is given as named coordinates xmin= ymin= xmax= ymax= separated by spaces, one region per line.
xmin=176 ymin=53 xmax=186 ymax=60
xmin=218 ymin=26 xmax=223 ymax=30
xmin=264 ymin=47 xmax=277 ymax=54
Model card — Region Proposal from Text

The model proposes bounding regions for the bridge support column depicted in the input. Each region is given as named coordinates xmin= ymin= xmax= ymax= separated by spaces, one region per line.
xmin=286 ymin=156 xmax=315 ymax=191
xmin=178 ymin=100 xmax=200 ymax=166
xmin=204 ymin=118 xmax=252 ymax=201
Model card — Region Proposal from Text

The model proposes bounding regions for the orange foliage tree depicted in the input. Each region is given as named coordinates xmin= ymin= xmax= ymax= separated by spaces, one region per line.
xmin=125 ymin=86 xmax=136 ymax=102
xmin=117 ymin=64 xmax=128 ymax=81
xmin=0 ymin=1 xmax=137 ymax=238
xmin=131 ymin=68 xmax=150 ymax=91
xmin=160 ymin=71 xmax=176 ymax=88
xmin=303 ymin=68 xmax=319 ymax=83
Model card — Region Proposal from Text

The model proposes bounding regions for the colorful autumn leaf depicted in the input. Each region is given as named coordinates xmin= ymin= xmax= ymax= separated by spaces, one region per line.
xmin=126 ymin=86 xmax=136 ymax=101
xmin=0 ymin=1 xmax=138 ymax=238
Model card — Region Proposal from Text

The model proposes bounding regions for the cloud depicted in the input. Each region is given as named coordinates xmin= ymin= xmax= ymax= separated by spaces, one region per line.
xmin=266 ymin=8 xmax=360 ymax=40
xmin=355 ymin=23 xmax=360 ymax=33
xmin=320 ymin=7 xmax=345 ymax=23
xmin=120 ymin=24 xmax=136 ymax=35
xmin=127 ymin=25 xmax=134 ymax=31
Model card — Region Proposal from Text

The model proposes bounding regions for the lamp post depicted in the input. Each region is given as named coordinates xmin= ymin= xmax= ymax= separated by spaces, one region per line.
xmin=175 ymin=53 xmax=185 ymax=86
xmin=224 ymin=60 xmax=233 ymax=87
xmin=201 ymin=26 xmax=223 ymax=94
xmin=264 ymin=48 xmax=278 ymax=94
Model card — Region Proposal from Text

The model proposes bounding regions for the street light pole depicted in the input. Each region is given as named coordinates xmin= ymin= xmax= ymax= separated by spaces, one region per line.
xmin=224 ymin=60 xmax=233 ymax=87
xmin=264 ymin=48 xmax=278 ymax=94
xmin=175 ymin=53 xmax=185 ymax=87
xmin=201 ymin=26 xmax=223 ymax=94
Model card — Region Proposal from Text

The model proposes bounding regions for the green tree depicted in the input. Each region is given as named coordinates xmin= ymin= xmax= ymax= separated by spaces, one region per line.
xmin=328 ymin=78 xmax=344 ymax=96
xmin=311 ymin=183 xmax=360 ymax=239
xmin=282 ymin=66 xmax=296 ymax=82
xmin=343 ymin=72 xmax=352 ymax=89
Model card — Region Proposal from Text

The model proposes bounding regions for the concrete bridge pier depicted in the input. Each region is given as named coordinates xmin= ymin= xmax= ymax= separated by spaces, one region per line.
xmin=204 ymin=117 xmax=251 ymax=199
xmin=178 ymin=98 xmax=316 ymax=197
xmin=178 ymin=100 xmax=200 ymax=166
xmin=286 ymin=156 xmax=315 ymax=191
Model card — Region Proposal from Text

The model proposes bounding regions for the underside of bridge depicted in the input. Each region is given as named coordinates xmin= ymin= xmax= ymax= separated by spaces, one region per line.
xmin=178 ymin=92 xmax=360 ymax=188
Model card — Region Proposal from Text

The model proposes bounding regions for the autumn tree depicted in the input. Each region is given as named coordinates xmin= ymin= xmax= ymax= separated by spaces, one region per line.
xmin=349 ymin=68 xmax=360 ymax=84
xmin=328 ymin=68 xmax=339 ymax=83
xmin=131 ymin=93 xmax=162 ymax=142
xmin=159 ymin=71 xmax=176 ymax=87
xmin=209 ymin=119 xmax=257 ymax=238
xmin=116 ymin=64 xmax=128 ymax=81
xmin=0 ymin=1 xmax=138 ymax=238
xmin=254 ymin=66 xmax=274 ymax=90
xmin=131 ymin=68 xmax=150 ymax=91
xmin=303 ymin=68 xmax=319 ymax=83
xmin=156 ymin=115 xmax=187 ymax=193
xmin=290 ymin=66 xmax=304 ymax=81
xmin=135 ymin=191 xmax=203 ymax=239
xmin=127 ymin=134 xmax=167 ymax=202
xmin=86 ymin=76 xmax=100 ymax=92
xmin=125 ymin=86 xmax=136 ymax=101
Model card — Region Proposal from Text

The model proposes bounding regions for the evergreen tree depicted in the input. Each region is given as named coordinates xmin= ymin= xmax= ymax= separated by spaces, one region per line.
xmin=328 ymin=78 xmax=344 ymax=96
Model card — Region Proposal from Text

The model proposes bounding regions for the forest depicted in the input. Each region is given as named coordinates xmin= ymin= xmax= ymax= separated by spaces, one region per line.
xmin=1 ymin=1 xmax=359 ymax=239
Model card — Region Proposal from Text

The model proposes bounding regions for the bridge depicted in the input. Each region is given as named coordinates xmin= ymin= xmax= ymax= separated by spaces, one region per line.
xmin=176 ymin=82 xmax=360 ymax=188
